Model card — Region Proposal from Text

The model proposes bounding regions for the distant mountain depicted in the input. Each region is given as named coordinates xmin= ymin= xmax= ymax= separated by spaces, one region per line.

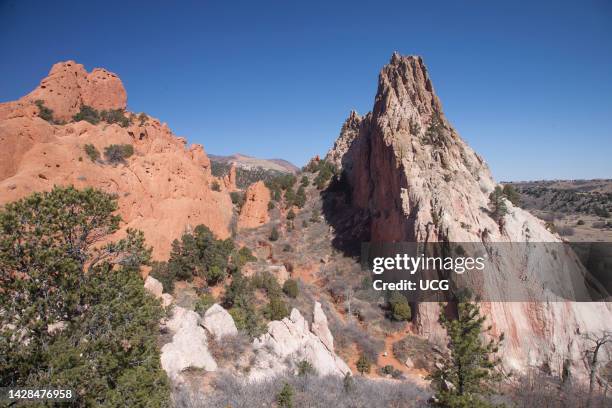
xmin=208 ymin=153 xmax=299 ymax=174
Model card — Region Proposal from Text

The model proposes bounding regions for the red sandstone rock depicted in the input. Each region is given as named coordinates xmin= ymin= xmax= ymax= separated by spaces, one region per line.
xmin=0 ymin=61 xmax=232 ymax=259
xmin=237 ymin=181 xmax=270 ymax=229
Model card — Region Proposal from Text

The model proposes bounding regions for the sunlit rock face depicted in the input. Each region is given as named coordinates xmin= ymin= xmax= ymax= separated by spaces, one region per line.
xmin=0 ymin=60 xmax=233 ymax=260
xmin=326 ymin=53 xmax=612 ymax=379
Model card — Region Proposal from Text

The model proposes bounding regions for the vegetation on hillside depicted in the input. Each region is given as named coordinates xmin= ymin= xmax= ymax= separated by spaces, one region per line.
xmin=73 ymin=105 xmax=131 ymax=127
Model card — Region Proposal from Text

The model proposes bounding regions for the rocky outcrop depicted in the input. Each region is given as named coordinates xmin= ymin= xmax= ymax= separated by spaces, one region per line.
xmin=237 ymin=181 xmax=270 ymax=229
xmin=223 ymin=163 xmax=237 ymax=191
xmin=202 ymin=304 xmax=238 ymax=338
xmin=161 ymin=306 xmax=217 ymax=383
xmin=326 ymin=53 xmax=612 ymax=378
xmin=0 ymin=61 xmax=126 ymax=122
xmin=144 ymin=275 xmax=163 ymax=298
xmin=311 ymin=302 xmax=334 ymax=351
xmin=249 ymin=304 xmax=350 ymax=382
xmin=0 ymin=61 xmax=233 ymax=259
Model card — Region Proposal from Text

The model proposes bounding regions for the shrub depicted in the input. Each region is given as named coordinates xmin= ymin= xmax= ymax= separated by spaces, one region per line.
xmin=378 ymin=364 xmax=403 ymax=379
xmin=252 ymin=271 xmax=282 ymax=296
xmin=297 ymin=360 xmax=316 ymax=377
xmin=166 ymin=224 xmax=235 ymax=285
xmin=208 ymin=332 xmax=250 ymax=364
xmin=194 ymin=293 xmax=216 ymax=315
xmin=84 ymin=143 xmax=100 ymax=162
xmin=300 ymin=175 xmax=309 ymax=187
xmin=34 ymin=99 xmax=55 ymax=123
xmin=269 ymin=226 xmax=279 ymax=241
xmin=287 ymin=209 xmax=296 ymax=220
xmin=235 ymin=246 xmax=257 ymax=268
xmin=276 ymin=382 xmax=294 ymax=408
xmin=268 ymin=201 xmax=275 ymax=210
xmin=283 ymin=279 xmax=299 ymax=298
xmin=558 ymin=226 xmax=575 ymax=236
xmin=356 ymin=354 xmax=371 ymax=375
xmin=282 ymin=244 xmax=293 ymax=252
xmin=310 ymin=209 xmax=320 ymax=223
xmin=138 ymin=112 xmax=148 ymax=125
xmin=211 ymin=180 xmax=221 ymax=191
xmin=100 ymin=109 xmax=130 ymax=127
xmin=488 ymin=186 xmax=508 ymax=222
xmin=313 ymin=160 xmax=337 ymax=189
xmin=73 ymin=105 xmax=100 ymax=124
xmin=294 ymin=186 xmax=306 ymax=208
xmin=502 ymin=184 xmax=521 ymax=205
xmin=150 ymin=261 xmax=176 ymax=293
xmin=104 ymin=144 xmax=134 ymax=164
xmin=264 ymin=295 xmax=289 ymax=321
xmin=388 ymin=291 xmax=411 ymax=321
xmin=230 ymin=191 xmax=245 ymax=208
xmin=594 ymin=206 xmax=610 ymax=218
xmin=207 ymin=265 xmax=225 ymax=285
xmin=576 ymin=219 xmax=585 ymax=226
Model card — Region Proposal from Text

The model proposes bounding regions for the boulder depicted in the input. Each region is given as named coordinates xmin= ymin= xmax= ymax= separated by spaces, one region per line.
xmin=201 ymin=303 xmax=238 ymax=338
xmin=160 ymin=306 xmax=217 ymax=383
xmin=249 ymin=305 xmax=350 ymax=382
xmin=161 ymin=293 xmax=174 ymax=308
xmin=144 ymin=275 xmax=163 ymax=298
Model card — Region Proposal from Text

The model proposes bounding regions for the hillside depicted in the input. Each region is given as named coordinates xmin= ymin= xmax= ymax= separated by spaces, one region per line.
xmin=0 ymin=61 xmax=234 ymax=259
xmin=503 ymin=179 xmax=612 ymax=242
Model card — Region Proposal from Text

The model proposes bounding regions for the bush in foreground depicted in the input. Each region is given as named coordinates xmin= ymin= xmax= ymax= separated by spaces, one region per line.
xmin=0 ymin=186 xmax=169 ymax=406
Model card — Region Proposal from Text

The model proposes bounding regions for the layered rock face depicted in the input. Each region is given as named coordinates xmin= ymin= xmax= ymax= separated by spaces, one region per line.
xmin=0 ymin=61 xmax=233 ymax=259
xmin=326 ymin=53 xmax=612 ymax=377
xmin=237 ymin=181 xmax=271 ymax=229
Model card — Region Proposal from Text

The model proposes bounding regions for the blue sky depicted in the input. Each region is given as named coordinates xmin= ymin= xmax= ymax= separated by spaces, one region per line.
xmin=1 ymin=0 xmax=611 ymax=181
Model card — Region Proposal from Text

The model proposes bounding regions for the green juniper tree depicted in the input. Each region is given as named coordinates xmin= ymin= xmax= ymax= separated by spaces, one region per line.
xmin=488 ymin=186 xmax=508 ymax=227
xmin=0 ymin=186 xmax=169 ymax=407
xmin=428 ymin=296 xmax=504 ymax=408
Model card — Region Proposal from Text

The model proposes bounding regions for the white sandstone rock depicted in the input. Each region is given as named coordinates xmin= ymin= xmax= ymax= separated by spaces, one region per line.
xmin=201 ymin=303 xmax=238 ymax=338
xmin=161 ymin=306 xmax=217 ymax=383
xmin=311 ymin=302 xmax=334 ymax=351
xmin=144 ymin=275 xmax=163 ymax=298
xmin=249 ymin=305 xmax=350 ymax=382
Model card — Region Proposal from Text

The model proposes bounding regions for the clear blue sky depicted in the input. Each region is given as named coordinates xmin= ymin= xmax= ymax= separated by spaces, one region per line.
xmin=1 ymin=0 xmax=610 ymax=181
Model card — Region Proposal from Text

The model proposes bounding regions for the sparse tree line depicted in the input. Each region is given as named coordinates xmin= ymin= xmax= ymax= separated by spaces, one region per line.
xmin=35 ymin=100 xmax=147 ymax=128
xmin=1 ymin=185 xmax=609 ymax=407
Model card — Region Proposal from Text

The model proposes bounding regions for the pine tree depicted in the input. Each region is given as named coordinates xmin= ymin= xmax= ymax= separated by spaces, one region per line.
xmin=0 ymin=186 xmax=169 ymax=406
xmin=356 ymin=354 xmax=371 ymax=375
xmin=276 ymin=382 xmax=294 ymax=408
xmin=488 ymin=186 xmax=508 ymax=224
xmin=428 ymin=296 xmax=504 ymax=407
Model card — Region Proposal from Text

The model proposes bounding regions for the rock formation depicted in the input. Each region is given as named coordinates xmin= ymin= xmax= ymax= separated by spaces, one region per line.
xmin=237 ymin=181 xmax=270 ymax=229
xmin=249 ymin=303 xmax=350 ymax=382
xmin=144 ymin=275 xmax=164 ymax=298
xmin=202 ymin=303 xmax=238 ymax=338
xmin=223 ymin=163 xmax=237 ymax=191
xmin=0 ymin=61 xmax=233 ymax=259
xmin=161 ymin=306 xmax=217 ymax=383
xmin=326 ymin=53 xmax=612 ymax=378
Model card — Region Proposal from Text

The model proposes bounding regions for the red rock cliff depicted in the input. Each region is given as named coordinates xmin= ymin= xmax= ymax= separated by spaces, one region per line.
xmin=0 ymin=61 xmax=233 ymax=259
